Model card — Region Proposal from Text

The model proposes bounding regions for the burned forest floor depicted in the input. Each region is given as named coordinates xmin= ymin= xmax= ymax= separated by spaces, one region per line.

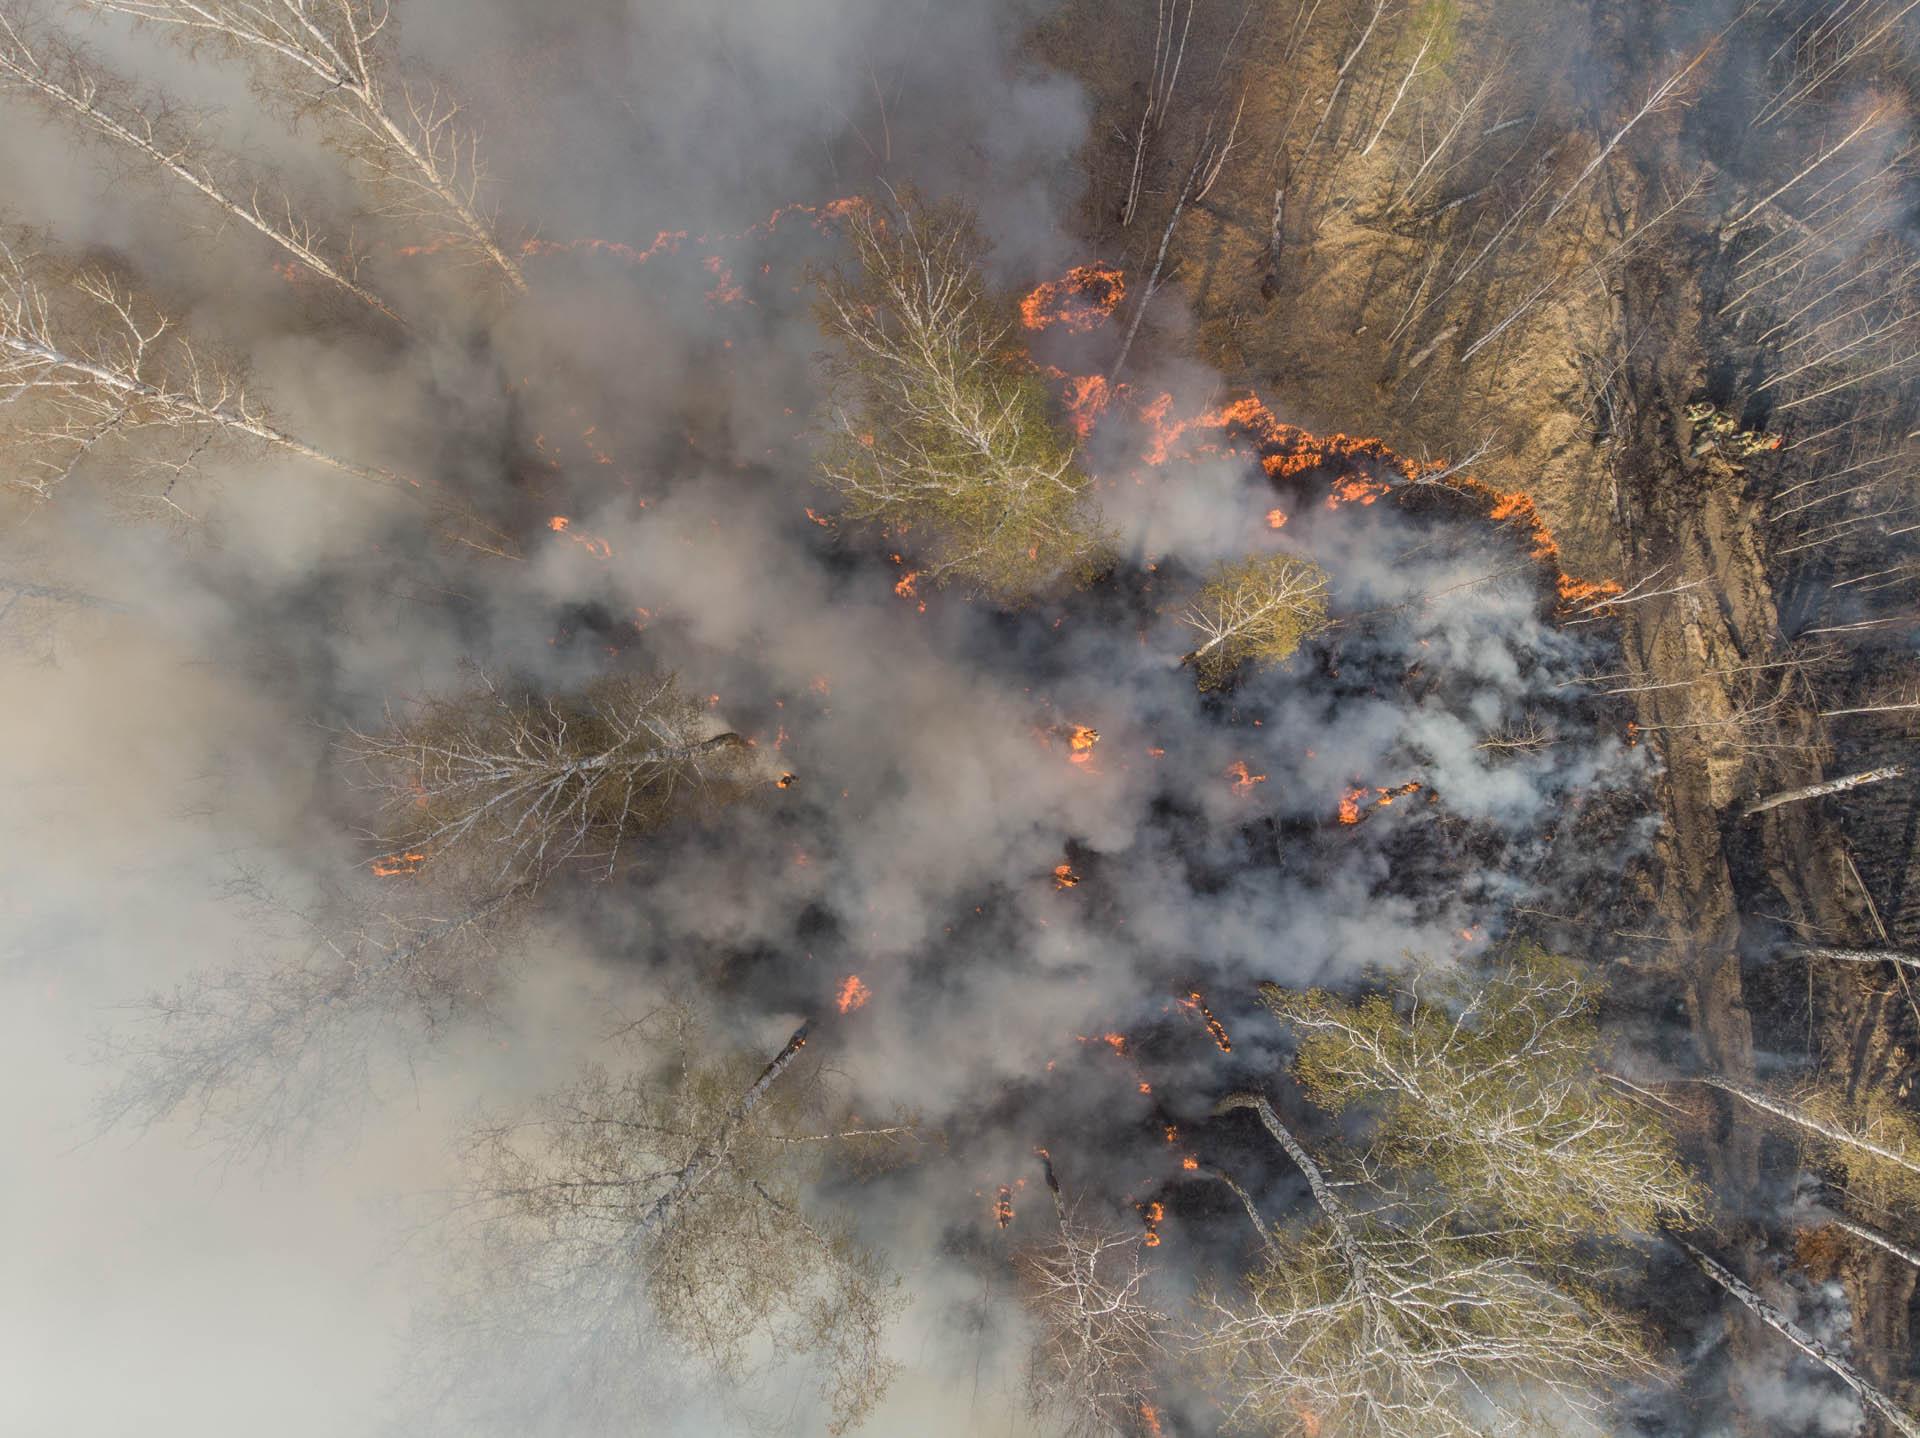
xmin=1038 ymin=0 xmax=1920 ymax=1428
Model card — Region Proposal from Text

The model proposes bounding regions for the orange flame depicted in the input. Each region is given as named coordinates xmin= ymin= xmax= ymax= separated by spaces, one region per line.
xmin=995 ymin=1184 xmax=1015 ymax=1229
xmin=1067 ymin=724 xmax=1100 ymax=767
xmin=1053 ymin=862 xmax=1080 ymax=890
xmin=776 ymin=772 xmax=799 ymax=789
xmin=836 ymin=975 xmax=871 ymax=1013
xmin=1183 ymin=991 xmax=1233 ymax=1052
xmin=370 ymin=850 xmax=425 ymax=877
xmin=1265 ymin=507 xmax=1289 ymax=529
xmin=1140 ymin=1199 xmax=1165 ymax=1247
xmin=1182 ymin=1155 xmax=1200 ymax=1170
xmin=1126 ymin=389 xmax=1621 ymax=605
xmin=1226 ymin=760 xmax=1267 ymax=796
xmin=1339 ymin=781 xmax=1423 ymax=824
xmin=1139 ymin=1403 xmax=1166 ymax=1438
xmin=547 ymin=515 xmax=612 ymax=559
xmin=1020 ymin=262 xmax=1125 ymax=332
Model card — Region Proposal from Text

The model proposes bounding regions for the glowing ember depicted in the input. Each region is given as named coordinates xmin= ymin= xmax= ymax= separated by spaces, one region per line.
xmin=803 ymin=507 xmax=833 ymax=528
xmin=1182 ymin=1155 xmax=1199 ymax=1170
xmin=1265 ymin=507 xmax=1288 ymax=529
xmin=1140 ymin=1199 xmax=1165 ymax=1247
xmin=1053 ymin=862 xmax=1080 ymax=890
xmin=370 ymin=850 xmax=425 ymax=877
xmin=1226 ymin=760 xmax=1267 ymax=796
xmin=1019 ymin=262 xmax=1125 ymax=332
xmin=701 ymin=253 xmax=746 ymax=306
xmin=1339 ymin=781 xmax=1423 ymax=824
xmin=776 ymin=772 xmax=799 ymax=789
xmin=1183 ymin=991 xmax=1233 ymax=1052
xmin=836 ymin=975 xmax=871 ymax=1013
xmin=546 ymin=515 xmax=612 ymax=559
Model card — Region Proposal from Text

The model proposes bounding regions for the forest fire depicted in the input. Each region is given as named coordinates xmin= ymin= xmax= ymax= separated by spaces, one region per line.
xmin=1226 ymin=759 xmax=1267 ymax=795
xmin=1053 ymin=862 xmax=1080 ymax=890
xmin=1140 ymin=1199 xmax=1165 ymax=1247
xmin=1265 ymin=507 xmax=1288 ymax=529
xmin=1090 ymin=385 xmax=1622 ymax=606
xmin=1019 ymin=262 xmax=1125 ymax=332
xmin=835 ymin=975 xmax=871 ymax=1013
xmin=369 ymin=850 xmax=425 ymax=877
xmin=1339 ymin=781 xmax=1424 ymax=824
xmin=546 ymin=515 xmax=612 ymax=559
xmin=1181 ymin=991 xmax=1233 ymax=1052
xmin=1065 ymin=724 xmax=1100 ymax=766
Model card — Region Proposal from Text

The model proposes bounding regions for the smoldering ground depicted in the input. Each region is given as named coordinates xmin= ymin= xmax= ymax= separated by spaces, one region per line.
xmin=1 ymin=1 xmax=1663 ymax=1434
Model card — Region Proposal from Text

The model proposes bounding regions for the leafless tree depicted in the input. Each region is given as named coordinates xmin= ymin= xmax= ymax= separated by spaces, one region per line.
xmin=1 ymin=236 xmax=401 ymax=511
xmin=1676 ymin=1234 xmax=1920 ymax=1438
xmin=1740 ymin=762 xmax=1907 ymax=817
xmin=427 ymin=1009 xmax=917 ymax=1434
xmin=96 ymin=877 xmax=526 ymax=1160
xmin=0 ymin=8 xmax=403 ymax=322
xmin=1016 ymin=1216 xmax=1169 ymax=1438
xmin=339 ymin=672 xmax=762 ymax=888
xmin=79 ymin=0 xmax=526 ymax=290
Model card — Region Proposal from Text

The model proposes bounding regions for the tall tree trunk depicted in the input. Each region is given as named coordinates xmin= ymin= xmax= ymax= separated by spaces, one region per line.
xmin=1741 ymin=765 xmax=1907 ymax=818
xmin=1675 ymin=1234 xmax=1920 ymax=1438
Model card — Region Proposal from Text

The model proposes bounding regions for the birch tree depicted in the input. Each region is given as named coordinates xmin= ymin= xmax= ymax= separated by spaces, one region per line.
xmin=79 ymin=0 xmax=526 ymax=290
xmin=1693 ymin=1074 xmax=1920 ymax=1210
xmin=1260 ymin=948 xmax=1702 ymax=1244
xmin=1180 ymin=553 xmax=1330 ymax=690
xmin=339 ymin=672 xmax=762 ymax=887
xmin=814 ymin=189 xmax=1109 ymax=601
xmin=1195 ymin=1091 xmax=1654 ymax=1438
xmin=433 ymin=1010 xmax=916 ymax=1434
xmin=96 ymin=876 xmax=526 ymax=1159
xmin=1016 ymin=1216 xmax=1169 ymax=1438
xmin=0 ymin=9 xmax=403 ymax=322
xmin=1 ymin=237 xmax=401 ymax=507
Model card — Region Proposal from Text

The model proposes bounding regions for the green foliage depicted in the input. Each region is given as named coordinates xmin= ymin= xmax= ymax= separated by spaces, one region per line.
xmin=1205 ymin=1217 xmax=1653 ymax=1438
xmin=1261 ymin=946 xmax=1702 ymax=1243
xmin=1181 ymin=553 xmax=1330 ymax=689
xmin=1795 ymin=1082 xmax=1920 ymax=1211
xmin=813 ymin=189 xmax=1109 ymax=603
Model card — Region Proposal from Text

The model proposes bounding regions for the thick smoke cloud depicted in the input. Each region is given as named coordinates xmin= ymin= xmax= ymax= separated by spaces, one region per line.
xmin=0 ymin=1 xmax=1653 ymax=1433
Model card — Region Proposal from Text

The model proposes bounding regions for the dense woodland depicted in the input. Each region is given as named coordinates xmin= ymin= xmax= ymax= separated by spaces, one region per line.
xmin=5 ymin=0 xmax=1920 ymax=1434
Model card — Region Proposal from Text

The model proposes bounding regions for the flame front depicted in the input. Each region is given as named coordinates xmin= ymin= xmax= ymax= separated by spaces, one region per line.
xmin=370 ymin=850 xmax=425 ymax=877
xmin=994 ymin=1184 xmax=1015 ymax=1229
xmin=836 ymin=974 xmax=871 ymax=1013
xmin=1338 ymin=781 xmax=1423 ymax=824
xmin=1183 ymin=990 xmax=1233 ymax=1052
xmin=1019 ymin=262 xmax=1125 ymax=332
xmin=1226 ymin=760 xmax=1267 ymax=796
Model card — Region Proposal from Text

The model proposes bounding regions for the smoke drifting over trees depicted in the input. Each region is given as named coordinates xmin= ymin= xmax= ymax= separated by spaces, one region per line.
xmin=5 ymin=0 xmax=1920 ymax=1435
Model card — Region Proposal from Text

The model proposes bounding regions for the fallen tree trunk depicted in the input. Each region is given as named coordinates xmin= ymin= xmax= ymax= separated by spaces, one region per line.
xmin=1675 ymin=1233 xmax=1920 ymax=1438
xmin=1740 ymin=765 xmax=1907 ymax=818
